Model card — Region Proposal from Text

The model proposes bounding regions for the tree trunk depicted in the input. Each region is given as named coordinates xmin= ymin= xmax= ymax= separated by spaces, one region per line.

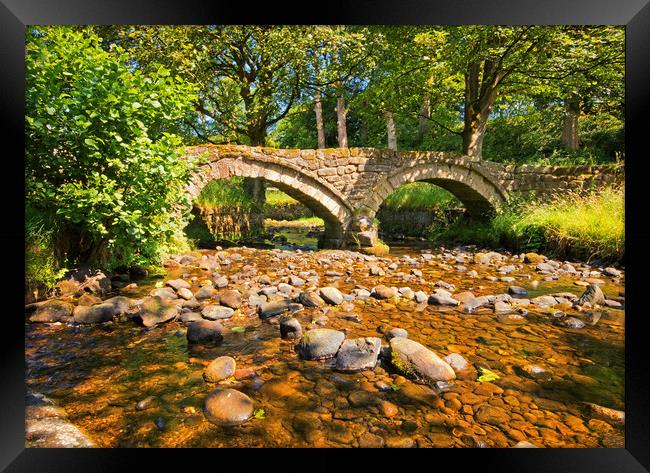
xmin=417 ymin=92 xmax=431 ymax=146
xmin=386 ymin=110 xmax=397 ymax=150
xmin=335 ymin=84 xmax=348 ymax=148
xmin=562 ymin=96 xmax=580 ymax=151
xmin=461 ymin=62 xmax=497 ymax=160
xmin=314 ymin=84 xmax=326 ymax=149
xmin=244 ymin=129 xmax=266 ymax=223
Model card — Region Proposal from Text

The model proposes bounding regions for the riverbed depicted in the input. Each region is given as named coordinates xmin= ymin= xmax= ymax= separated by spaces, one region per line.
xmin=25 ymin=231 xmax=625 ymax=448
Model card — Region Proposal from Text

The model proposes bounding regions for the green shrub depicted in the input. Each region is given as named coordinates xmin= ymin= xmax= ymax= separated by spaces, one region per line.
xmin=25 ymin=209 xmax=67 ymax=297
xmin=25 ymin=26 xmax=199 ymax=269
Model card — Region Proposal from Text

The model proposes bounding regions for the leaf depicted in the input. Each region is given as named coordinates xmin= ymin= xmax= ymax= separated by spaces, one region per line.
xmin=390 ymin=383 xmax=401 ymax=392
xmin=477 ymin=367 xmax=500 ymax=383
xmin=231 ymin=326 xmax=245 ymax=333
xmin=253 ymin=408 xmax=265 ymax=419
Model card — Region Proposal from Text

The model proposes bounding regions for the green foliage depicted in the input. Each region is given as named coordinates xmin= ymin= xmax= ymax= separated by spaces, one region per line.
xmin=477 ymin=367 xmax=500 ymax=383
xmin=253 ymin=408 xmax=266 ymax=419
xmin=25 ymin=208 xmax=68 ymax=295
xmin=381 ymin=182 xmax=459 ymax=210
xmin=195 ymin=178 xmax=260 ymax=212
xmin=231 ymin=326 xmax=246 ymax=333
xmin=26 ymin=26 xmax=199 ymax=269
xmin=435 ymin=186 xmax=624 ymax=263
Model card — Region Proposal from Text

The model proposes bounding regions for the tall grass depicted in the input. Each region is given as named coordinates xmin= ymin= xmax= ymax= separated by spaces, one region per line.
xmin=435 ymin=186 xmax=624 ymax=263
xmin=25 ymin=208 xmax=67 ymax=299
xmin=195 ymin=177 xmax=259 ymax=211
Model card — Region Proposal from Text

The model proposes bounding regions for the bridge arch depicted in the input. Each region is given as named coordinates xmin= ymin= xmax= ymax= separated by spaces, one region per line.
xmin=185 ymin=156 xmax=354 ymax=247
xmin=361 ymin=161 xmax=508 ymax=220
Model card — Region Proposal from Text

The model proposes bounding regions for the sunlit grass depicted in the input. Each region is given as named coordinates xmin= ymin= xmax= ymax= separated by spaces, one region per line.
xmin=265 ymin=188 xmax=300 ymax=207
xmin=264 ymin=216 xmax=324 ymax=228
xmin=436 ymin=186 xmax=624 ymax=263
xmin=381 ymin=182 xmax=460 ymax=210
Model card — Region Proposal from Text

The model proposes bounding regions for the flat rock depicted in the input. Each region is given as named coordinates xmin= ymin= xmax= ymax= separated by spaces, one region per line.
xmin=389 ymin=337 xmax=455 ymax=383
xmin=219 ymin=289 xmax=242 ymax=309
xmin=29 ymin=300 xmax=73 ymax=323
xmin=259 ymin=299 xmax=292 ymax=319
xmin=299 ymin=291 xmax=325 ymax=307
xmin=335 ymin=337 xmax=381 ymax=372
xmin=73 ymin=303 xmax=115 ymax=324
xmin=371 ymin=285 xmax=395 ymax=299
xmin=319 ymin=287 xmax=344 ymax=305
xmin=166 ymin=279 xmax=191 ymax=291
xmin=138 ymin=296 xmax=179 ymax=327
xmin=296 ymin=329 xmax=345 ymax=360
xmin=201 ymin=304 xmax=235 ymax=320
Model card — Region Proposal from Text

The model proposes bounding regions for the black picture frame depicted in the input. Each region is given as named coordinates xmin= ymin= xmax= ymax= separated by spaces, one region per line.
xmin=2 ymin=0 xmax=649 ymax=471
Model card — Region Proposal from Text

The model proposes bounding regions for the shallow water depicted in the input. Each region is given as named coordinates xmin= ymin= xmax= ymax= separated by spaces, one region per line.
xmin=25 ymin=231 xmax=625 ymax=448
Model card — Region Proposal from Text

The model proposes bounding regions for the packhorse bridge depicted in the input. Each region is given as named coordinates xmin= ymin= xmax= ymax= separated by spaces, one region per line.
xmin=183 ymin=145 xmax=623 ymax=252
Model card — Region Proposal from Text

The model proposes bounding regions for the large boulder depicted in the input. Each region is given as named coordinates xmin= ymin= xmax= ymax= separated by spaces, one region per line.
xmin=389 ymin=337 xmax=456 ymax=383
xmin=201 ymin=304 xmax=235 ymax=320
xmin=29 ymin=300 xmax=73 ymax=323
xmin=187 ymin=320 xmax=223 ymax=344
xmin=203 ymin=388 xmax=253 ymax=426
xmin=102 ymin=296 xmax=132 ymax=315
xmin=137 ymin=296 xmax=180 ymax=327
xmin=296 ymin=329 xmax=345 ymax=360
xmin=299 ymin=291 xmax=325 ymax=308
xmin=73 ymin=303 xmax=115 ymax=324
xmin=335 ymin=337 xmax=381 ymax=372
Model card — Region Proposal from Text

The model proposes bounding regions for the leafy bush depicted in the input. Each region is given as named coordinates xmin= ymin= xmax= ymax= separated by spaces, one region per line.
xmin=25 ymin=208 xmax=67 ymax=297
xmin=26 ymin=26 xmax=199 ymax=269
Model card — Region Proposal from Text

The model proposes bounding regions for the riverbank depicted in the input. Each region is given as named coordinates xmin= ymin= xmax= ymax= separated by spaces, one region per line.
xmin=25 ymin=243 xmax=625 ymax=448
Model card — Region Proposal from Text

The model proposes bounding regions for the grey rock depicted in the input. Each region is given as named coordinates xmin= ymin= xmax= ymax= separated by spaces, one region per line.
xmin=335 ymin=337 xmax=381 ymax=372
xmin=259 ymin=300 xmax=292 ymax=319
xmin=389 ymin=337 xmax=456 ymax=383
xmin=204 ymin=356 xmax=236 ymax=382
xmin=166 ymin=279 xmax=191 ymax=291
xmin=443 ymin=353 xmax=468 ymax=372
xmin=296 ymin=329 xmax=345 ymax=360
xmin=187 ymin=320 xmax=223 ymax=344
xmin=319 ymin=287 xmax=344 ymax=305
xmin=73 ymin=303 xmax=114 ymax=324
xmin=201 ymin=305 xmax=235 ymax=320
xmin=280 ymin=317 xmax=302 ymax=339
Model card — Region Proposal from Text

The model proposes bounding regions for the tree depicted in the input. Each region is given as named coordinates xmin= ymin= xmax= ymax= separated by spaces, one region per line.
xmin=26 ymin=26 xmax=199 ymax=267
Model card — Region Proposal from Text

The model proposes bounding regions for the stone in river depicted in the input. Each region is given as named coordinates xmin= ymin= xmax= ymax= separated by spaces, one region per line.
xmin=428 ymin=293 xmax=460 ymax=306
xmin=29 ymin=300 xmax=73 ymax=323
xmin=561 ymin=317 xmax=586 ymax=329
xmin=259 ymin=299 xmax=292 ymax=319
xmin=204 ymin=356 xmax=236 ymax=382
xmin=588 ymin=403 xmax=625 ymax=424
xmin=138 ymin=296 xmax=180 ymax=327
xmin=194 ymin=286 xmax=216 ymax=300
xmin=150 ymin=287 xmax=177 ymax=299
xmin=536 ymin=262 xmax=555 ymax=273
xmin=508 ymin=286 xmax=528 ymax=296
xmin=475 ymin=405 xmax=509 ymax=426
xmin=359 ymin=432 xmax=385 ymax=448
xmin=371 ymin=285 xmax=395 ymax=299
xmin=319 ymin=287 xmax=344 ymax=305
xmin=603 ymin=267 xmax=621 ymax=278
xmin=524 ymin=252 xmax=545 ymax=264
xmin=386 ymin=328 xmax=408 ymax=340
xmin=187 ymin=320 xmax=224 ymax=344
xmin=288 ymin=275 xmax=306 ymax=287
xmin=166 ymin=278 xmax=191 ymax=291
xmin=201 ymin=304 xmax=235 ymax=320
xmin=493 ymin=300 xmax=513 ymax=315
xmin=521 ymin=364 xmax=552 ymax=381
xmin=296 ymin=329 xmax=345 ymax=360
xmin=414 ymin=291 xmax=428 ymax=304
xmin=73 ymin=303 xmax=115 ymax=324
xmin=389 ymin=337 xmax=456 ymax=383
xmin=77 ymin=293 xmax=102 ymax=306
xmin=103 ymin=296 xmax=133 ymax=314
xmin=218 ymin=289 xmax=242 ymax=309
xmin=577 ymin=283 xmax=605 ymax=306
xmin=299 ymin=291 xmax=325 ymax=307
xmin=136 ymin=396 xmax=156 ymax=411
xmin=177 ymin=287 xmax=194 ymax=300
xmin=335 ymin=337 xmax=381 ymax=372
xmin=203 ymin=388 xmax=253 ymax=426
xmin=280 ymin=317 xmax=302 ymax=340
xmin=513 ymin=441 xmax=539 ymax=448
xmin=180 ymin=311 xmax=203 ymax=323
xmin=443 ymin=353 xmax=468 ymax=372
xmin=213 ymin=276 xmax=229 ymax=288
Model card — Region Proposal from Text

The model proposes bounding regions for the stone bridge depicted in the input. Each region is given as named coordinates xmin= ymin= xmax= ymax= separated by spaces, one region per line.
xmin=183 ymin=145 xmax=623 ymax=252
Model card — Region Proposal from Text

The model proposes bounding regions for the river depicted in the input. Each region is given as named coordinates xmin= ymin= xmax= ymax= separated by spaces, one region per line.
xmin=25 ymin=227 xmax=625 ymax=448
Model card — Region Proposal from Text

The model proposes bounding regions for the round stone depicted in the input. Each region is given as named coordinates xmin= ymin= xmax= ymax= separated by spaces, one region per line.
xmin=204 ymin=356 xmax=236 ymax=382
xmin=203 ymin=388 xmax=253 ymax=426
